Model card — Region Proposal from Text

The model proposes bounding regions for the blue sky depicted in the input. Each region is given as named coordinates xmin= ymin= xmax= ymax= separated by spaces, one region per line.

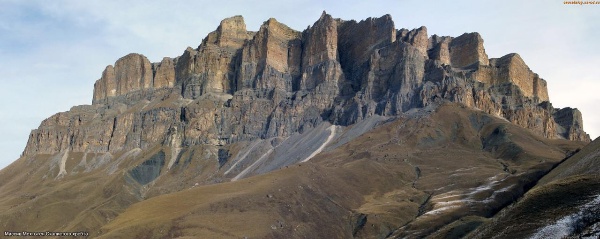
xmin=1 ymin=0 xmax=598 ymax=169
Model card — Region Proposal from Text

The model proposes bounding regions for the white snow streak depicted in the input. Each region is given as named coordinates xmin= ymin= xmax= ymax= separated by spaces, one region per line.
xmin=301 ymin=125 xmax=337 ymax=163
xmin=232 ymin=148 xmax=273 ymax=181
xmin=224 ymin=140 xmax=262 ymax=175
xmin=423 ymin=175 xmax=509 ymax=217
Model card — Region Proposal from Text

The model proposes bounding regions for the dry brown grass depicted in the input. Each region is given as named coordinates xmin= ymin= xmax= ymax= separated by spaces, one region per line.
xmin=0 ymin=103 xmax=587 ymax=238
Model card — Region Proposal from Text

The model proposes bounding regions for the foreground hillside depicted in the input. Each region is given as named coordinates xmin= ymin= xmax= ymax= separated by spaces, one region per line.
xmin=0 ymin=13 xmax=593 ymax=238
xmin=11 ymin=103 xmax=578 ymax=238
xmin=471 ymin=137 xmax=600 ymax=238
xmin=1 ymin=103 xmax=592 ymax=238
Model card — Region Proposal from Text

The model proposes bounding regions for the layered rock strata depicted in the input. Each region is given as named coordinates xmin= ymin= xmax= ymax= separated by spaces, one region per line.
xmin=24 ymin=12 xmax=589 ymax=157
xmin=92 ymin=53 xmax=176 ymax=104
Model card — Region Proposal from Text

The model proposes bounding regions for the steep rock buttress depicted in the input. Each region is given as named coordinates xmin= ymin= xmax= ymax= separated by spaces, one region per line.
xmin=23 ymin=13 xmax=590 ymax=157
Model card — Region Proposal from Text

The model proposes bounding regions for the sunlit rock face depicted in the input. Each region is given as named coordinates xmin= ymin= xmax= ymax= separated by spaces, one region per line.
xmin=4 ymin=13 xmax=594 ymax=239
xmin=28 ymin=13 xmax=589 ymax=158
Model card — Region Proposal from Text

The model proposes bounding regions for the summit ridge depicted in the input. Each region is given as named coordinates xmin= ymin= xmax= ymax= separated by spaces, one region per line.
xmin=27 ymin=14 xmax=588 ymax=157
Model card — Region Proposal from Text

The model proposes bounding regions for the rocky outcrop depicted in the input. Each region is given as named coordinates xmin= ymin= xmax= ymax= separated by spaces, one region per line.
xmin=299 ymin=12 xmax=342 ymax=91
xmin=490 ymin=53 xmax=549 ymax=101
xmin=92 ymin=66 xmax=116 ymax=103
xmin=427 ymin=35 xmax=452 ymax=65
xmin=25 ymin=13 xmax=590 ymax=157
xmin=152 ymin=57 xmax=176 ymax=89
xmin=23 ymin=105 xmax=109 ymax=155
xmin=204 ymin=15 xmax=253 ymax=49
xmin=426 ymin=36 xmax=549 ymax=102
xmin=554 ymin=107 xmax=589 ymax=141
xmin=338 ymin=14 xmax=396 ymax=93
xmin=92 ymin=53 xmax=176 ymax=104
xmin=178 ymin=16 xmax=255 ymax=98
xmin=449 ymin=32 xmax=489 ymax=68
xmin=398 ymin=26 xmax=428 ymax=57
xmin=115 ymin=53 xmax=154 ymax=93
xmin=236 ymin=18 xmax=302 ymax=94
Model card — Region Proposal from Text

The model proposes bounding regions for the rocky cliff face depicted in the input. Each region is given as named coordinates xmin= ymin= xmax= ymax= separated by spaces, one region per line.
xmin=92 ymin=53 xmax=175 ymax=104
xmin=6 ymin=13 xmax=595 ymax=239
xmin=24 ymin=12 xmax=589 ymax=158
xmin=553 ymin=107 xmax=588 ymax=141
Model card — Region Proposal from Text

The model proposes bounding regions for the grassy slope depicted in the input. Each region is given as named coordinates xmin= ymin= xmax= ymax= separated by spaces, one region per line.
xmin=470 ymin=137 xmax=600 ymax=238
xmin=94 ymin=103 xmax=584 ymax=238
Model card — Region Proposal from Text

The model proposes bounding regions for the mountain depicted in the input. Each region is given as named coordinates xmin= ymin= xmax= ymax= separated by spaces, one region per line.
xmin=0 ymin=12 xmax=594 ymax=238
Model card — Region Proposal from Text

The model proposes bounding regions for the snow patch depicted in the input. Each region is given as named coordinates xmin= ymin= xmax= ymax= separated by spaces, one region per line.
xmin=530 ymin=194 xmax=600 ymax=239
xmin=424 ymin=174 xmax=509 ymax=217
xmin=423 ymin=205 xmax=462 ymax=216
xmin=455 ymin=167 xmax=478 ymax=172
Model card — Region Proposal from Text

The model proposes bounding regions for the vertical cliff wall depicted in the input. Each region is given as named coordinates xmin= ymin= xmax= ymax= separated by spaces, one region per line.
xmin=92 ymin=53 xmax=176 ymax=104
xmin=24 ymin=12 xmax=589 ymax=157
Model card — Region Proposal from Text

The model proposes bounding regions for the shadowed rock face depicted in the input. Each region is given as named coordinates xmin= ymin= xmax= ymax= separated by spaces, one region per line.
xmin=553 ymin=107 xmax=588 ymax=141
xmin=128 ymin=151 xmax=165 ymax=185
